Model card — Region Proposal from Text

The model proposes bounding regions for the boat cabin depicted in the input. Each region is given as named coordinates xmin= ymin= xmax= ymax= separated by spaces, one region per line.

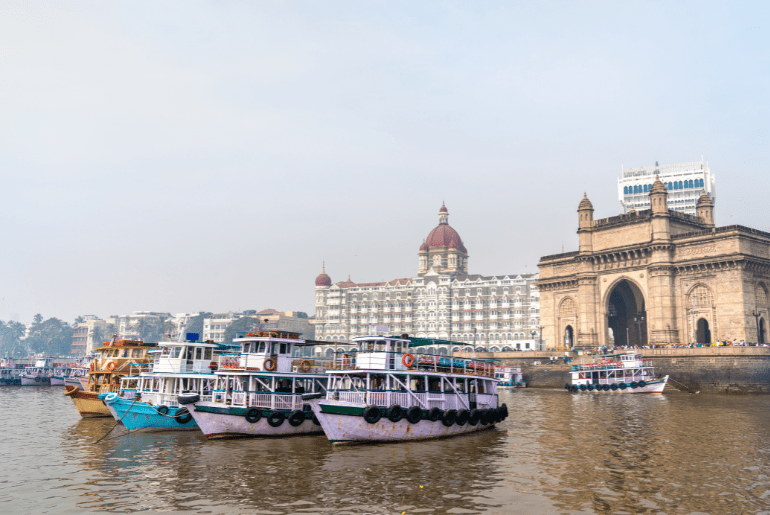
xmin=148 ymin=341 xmax=219 ymax=374
xmin=352 ymin=336 xmax=411 ymax=371
xmin=220 ymin=331 xmax=304 ymax=373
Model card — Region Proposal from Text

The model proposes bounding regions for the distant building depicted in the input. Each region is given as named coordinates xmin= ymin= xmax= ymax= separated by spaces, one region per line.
xmin=202 ymin=309 xmax=314 ymax=343
xmin=117 ymin=311 xmax=171 ymax=341
xmin=314 ymin=204 xmax=541 ymax=353
xmin=71 ymin=315 xmax=119 ymax=355
xmin=618 ymin=159 xmax=716 ymax=216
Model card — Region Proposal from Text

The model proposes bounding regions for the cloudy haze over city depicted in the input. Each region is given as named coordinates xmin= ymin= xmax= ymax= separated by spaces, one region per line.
xmin=1 ymin=1 xmax=767 ymax=323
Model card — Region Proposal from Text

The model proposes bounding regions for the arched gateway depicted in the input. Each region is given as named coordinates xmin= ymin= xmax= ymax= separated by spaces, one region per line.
xmin=538 ymin=177 xmax=770 ymax=349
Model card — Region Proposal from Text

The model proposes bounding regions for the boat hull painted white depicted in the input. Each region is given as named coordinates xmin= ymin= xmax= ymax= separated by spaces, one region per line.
xmin=189 ymin=402 xmax=324 ymax=439
xmin=50 ymin=376 xmax=66 ymax=386
xmin=20 ymin=375 xmax=49 ymax=386
xmin=311 ymin=401 xmax=497 ymax=444
xmin=573 ymin=376 xmax=668 ymax=394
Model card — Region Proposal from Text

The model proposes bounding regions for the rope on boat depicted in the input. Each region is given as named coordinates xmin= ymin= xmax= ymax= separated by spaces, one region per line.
xmin=93 ymin=396 xmax=139 ymax=444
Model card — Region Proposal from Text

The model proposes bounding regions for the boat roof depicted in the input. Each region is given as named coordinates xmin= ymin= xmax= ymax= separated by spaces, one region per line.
xmin=325 ymin=368 xmax=498 ymax=380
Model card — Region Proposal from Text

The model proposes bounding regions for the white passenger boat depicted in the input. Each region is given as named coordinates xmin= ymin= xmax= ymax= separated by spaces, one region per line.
xmin=566 ymin=351 xmax=668 ymax=394
xmin=19 ymin=358 xmax=55 ymax=386
xmin=495 ymin=366 xmax=526 ymax=388
xmin=1 ymin=358 xmax=24 ymax=385
xmin=101 ymin=338 xmax=223 ymax=432
xmin=179 ymin=331 xmax=329 ymax=439
xmin=304 ymin=335 xmax=507 ymax=445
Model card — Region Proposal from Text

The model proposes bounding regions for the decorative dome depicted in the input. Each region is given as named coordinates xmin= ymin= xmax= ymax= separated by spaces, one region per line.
xmin=696 ymin=190 xmax=713 ymax=207
xmin=578 ymin=193 xmax=594 ymax=211
xmin=650 ymin=176 xmax=667 ymax=195
xmin=315 ymin=263 xmax=332 ymax=287
xmin=424 ymin=204 xmax=467 ymax=253
xmin=419 ymin=240 xmax=429 ymax=252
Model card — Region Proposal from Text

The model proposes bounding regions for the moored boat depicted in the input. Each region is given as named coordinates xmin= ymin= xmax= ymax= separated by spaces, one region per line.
xmin=0 ymin=358 xmax=25 ymax=385
xmin=101 ymin=337 xmax=223 ymax=432
xmin=565 ymin=351 xmax=668 ymax=394
xmin=19 ymin=358 xmax=55 ymax=386
xmin=495 ymin=366 xmax=526 ymax=388
xmin=65 ymin=339 xmax=157 ymax=417
xmin=179 ymin=330 xmax=328 ymax=439
xmin=304 ymin=335 xmax=507 ymax=445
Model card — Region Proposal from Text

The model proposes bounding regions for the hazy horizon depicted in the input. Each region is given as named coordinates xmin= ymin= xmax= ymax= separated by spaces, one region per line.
xmin=1 ymin=1 xmax=768 ymax=324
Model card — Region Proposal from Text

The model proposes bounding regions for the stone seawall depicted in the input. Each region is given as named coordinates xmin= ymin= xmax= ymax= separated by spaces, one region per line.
xmin=460 ymin=348 xmax=770 ymax=394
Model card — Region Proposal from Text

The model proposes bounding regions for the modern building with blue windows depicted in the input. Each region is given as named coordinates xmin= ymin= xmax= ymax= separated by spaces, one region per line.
xmin=617 ymin=159 xmax=716 ymax=216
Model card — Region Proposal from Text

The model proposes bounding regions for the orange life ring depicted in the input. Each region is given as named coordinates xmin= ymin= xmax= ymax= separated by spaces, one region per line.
xmin=299 ymin=360 xmax=311 ymax=372
xmin=89 ymin=362 xmax=94 ymax=372
xmin=106 ymin=361 xmax=116 ymax=371
xmin=342 ymin=354 xmax=351 ymax=367
xmin=402 ymin=353 xmax=415 ymax=368
xmin=263 ymin=358 xmax=277 ymax=372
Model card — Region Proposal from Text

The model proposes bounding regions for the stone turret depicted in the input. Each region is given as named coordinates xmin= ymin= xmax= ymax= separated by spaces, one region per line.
xmin=696 ymin=190 xmax=715 ymax=227
xmin=577 ymin=193 xmax=594 ymax=253
xmin=649 ymin=176 xmax=671 ymax=242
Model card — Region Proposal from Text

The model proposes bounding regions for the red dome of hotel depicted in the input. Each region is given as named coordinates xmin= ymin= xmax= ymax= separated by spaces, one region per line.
xmin=315 ymin=263 xmax=332 ymax=287
xmin=423 ymin=203 xmax=467 ymax=253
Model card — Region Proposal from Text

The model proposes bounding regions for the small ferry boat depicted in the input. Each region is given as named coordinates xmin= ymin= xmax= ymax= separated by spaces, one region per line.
xmin=19 ymin=358 xmax=55 ymax=386
xmin=63 ymin=356 xmax=95 ymax=389
xmin=565 ymin=351 xmax=668 ymax=394
xmin=101 ymin=338 xmax=222 ymax=432
xmin=304 ymin=335 xmax=507 ymax=445
xmin=178 ymin=331 xmax=329 ymax=439
xmin=495 ymin=366 xmax=526 ymax=388
xmin=64 ymin=339 xmax=157 ymax=417
xmin=1 ymin=358 xmax=25 ymax=385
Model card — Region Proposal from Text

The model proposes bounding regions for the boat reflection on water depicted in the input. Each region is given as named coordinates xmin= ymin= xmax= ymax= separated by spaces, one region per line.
xmin=61 ymin=414 xmax=514 ymax=513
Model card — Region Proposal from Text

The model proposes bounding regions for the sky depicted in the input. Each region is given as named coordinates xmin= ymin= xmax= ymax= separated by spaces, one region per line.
xmin=0 ymin=1 xmax=768 ymax=324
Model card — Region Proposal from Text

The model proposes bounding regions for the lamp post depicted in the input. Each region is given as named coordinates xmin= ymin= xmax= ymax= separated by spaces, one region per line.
xmin=752 ymin=310 xmax=761 ymax=343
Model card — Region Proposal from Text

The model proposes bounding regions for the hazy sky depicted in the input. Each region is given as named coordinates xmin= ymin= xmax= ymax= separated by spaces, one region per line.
xmin=1 ymin=1 xmax=768 ymax=324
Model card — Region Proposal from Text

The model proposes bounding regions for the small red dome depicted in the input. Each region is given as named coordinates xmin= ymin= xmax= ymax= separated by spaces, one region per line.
xmin=425 ymin=224 xmax=466 ymax=253
xmin=315 ymin=264 xmax=332 ymax=287
xmin=419 ymin=241 xmax=429 ymax=251
xmin=439 ymin=203 xmax=448 ymax=213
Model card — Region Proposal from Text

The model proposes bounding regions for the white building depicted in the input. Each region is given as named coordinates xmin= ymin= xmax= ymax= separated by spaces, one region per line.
xmin=618 ymin=159 xmax=716 ymax=216
xmin=314 ymin=204 xmax=541 ymax=354
xmin=203 ymin=310 xmax=314 ymax=343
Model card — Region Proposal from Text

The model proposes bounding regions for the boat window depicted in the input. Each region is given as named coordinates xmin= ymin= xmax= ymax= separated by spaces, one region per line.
xmin=375 ymin=342 xmax=385 ymax=352
xmin=122 ymin=349 xmax=130 ymax=358
xmin=280 ymin=343 xmax=288 ymax=354
xmin=132 ymin=349 xmax=142 ymax=358
xmin=428 ymin=377 xmax=441 ymax=392
xmin=455 ymin=378 xmax=466 ymax=393
xmin=204 ymin=348 xmax=213 ymax=360
xmin=255 ymin=342 xmax=264 ymax=353
xmin=410 ymin=376 xmax=424 ymax=392
xmin=184 ymin=347 xmax=194 ymax=360
xmin=271 ymin=343 xmax=279 ymax=354
xmin=170 ymin=347 xmax=182 ymax=358
xmin=478 ymin=380 xmax=486 ymax=394
xmin=369 ymin=374 xmax=385 ymax=390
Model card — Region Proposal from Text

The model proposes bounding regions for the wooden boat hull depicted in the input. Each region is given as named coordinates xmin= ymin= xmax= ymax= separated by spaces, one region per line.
xmin=102 ymin=395 xmax=198 ymax=432
xmin=64 ymin=386 xmax=112 ymax=417
xmin=310 ymin=400 xmax=497 ymax=444
xmin=187 ymin=402 xmax=324 ymax=439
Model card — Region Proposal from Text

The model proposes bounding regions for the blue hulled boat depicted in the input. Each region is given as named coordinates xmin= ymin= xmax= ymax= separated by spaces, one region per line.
xmin=100 ymin=335 xmax=228 ymax=432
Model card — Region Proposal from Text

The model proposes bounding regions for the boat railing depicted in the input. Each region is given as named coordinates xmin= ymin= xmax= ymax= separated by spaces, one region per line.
xmin=218 ymin=390 xmax=313 ymax=410
xmin=331 ymin=390 xmax=495 ymax=410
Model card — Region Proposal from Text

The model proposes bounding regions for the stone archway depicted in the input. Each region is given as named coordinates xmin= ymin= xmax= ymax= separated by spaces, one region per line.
xmin=696 ymin=318 xmax=711 ymax=344
xmin=606 ymin=279 xmax=647 ymax=347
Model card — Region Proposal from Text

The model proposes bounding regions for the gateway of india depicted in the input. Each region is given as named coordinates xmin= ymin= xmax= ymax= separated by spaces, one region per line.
xmin=538 ymin=176 xmax=770 ymax=349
